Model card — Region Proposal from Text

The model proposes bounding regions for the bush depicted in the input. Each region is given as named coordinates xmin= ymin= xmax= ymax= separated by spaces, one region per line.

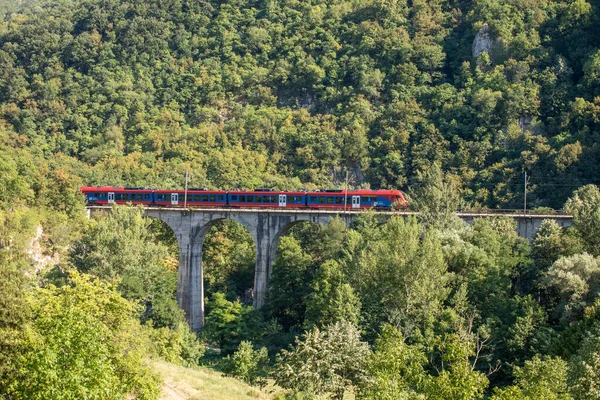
xmin=148 ymin=323 xmax=205 ymax=366
xmin=222 ymin=341 xmax=269 ymax=387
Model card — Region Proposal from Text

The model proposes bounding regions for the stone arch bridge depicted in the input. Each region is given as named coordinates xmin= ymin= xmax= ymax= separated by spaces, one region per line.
xmin=87 ymin=207 xmax=572 ymax=331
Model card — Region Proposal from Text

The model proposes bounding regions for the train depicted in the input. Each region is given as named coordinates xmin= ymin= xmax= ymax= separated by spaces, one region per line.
xmin=81 ymin=186 xmax=409 ymax=210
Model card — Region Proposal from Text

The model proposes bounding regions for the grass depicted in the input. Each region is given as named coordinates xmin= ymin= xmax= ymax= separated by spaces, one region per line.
xmin=154 ymin=360 xmax=281 ymax=400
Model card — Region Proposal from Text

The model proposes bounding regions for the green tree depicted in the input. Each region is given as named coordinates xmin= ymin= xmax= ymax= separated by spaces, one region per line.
xmin=0 ymin=271 xmax=160 ymax=399
xmin=351 ymin=216 xmax=450 ymax=338
xmin=304 ymin=259 xmax=360 ymax=329
xmin=565 ymin=185 xmax=600 ymax=256
xmin=409 ymin=163 xmax=465 ymax=231
xmin=531 ymin=220 xmax=584 ymax=272
xmin=71 ymin=205 xmax=181 ymax=328
xmin=222 ymin=341 xmax=269 ymax=387
xmin=203 ymin=292 xmax=257 ymax=355
xmin=490 ymin=356 xmax=571 ymax=400
xmin=544 ymin=253 xmax=600 ymax=322
xmin=361 ymin=325 xmax=428 ymax=400
xmin=568 ymin=327 xmax=600 ymax=400
xmin=274 ymin=321 xmax=370 ymax=400
xmin=265 ymin=236 xmax=314 ymax=330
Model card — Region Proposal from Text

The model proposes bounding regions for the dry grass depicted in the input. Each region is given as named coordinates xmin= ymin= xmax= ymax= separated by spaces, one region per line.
xmin=154 ymin=360 xmax=281 ymax=400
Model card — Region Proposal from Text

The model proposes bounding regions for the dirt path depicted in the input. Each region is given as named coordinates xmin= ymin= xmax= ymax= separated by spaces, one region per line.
xmin=160 ymin=381 xmax=189 ymax=400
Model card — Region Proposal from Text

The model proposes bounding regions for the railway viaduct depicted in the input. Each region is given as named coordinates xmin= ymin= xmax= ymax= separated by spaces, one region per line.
xmin=87 ymin=206 xmax=573 ymax=331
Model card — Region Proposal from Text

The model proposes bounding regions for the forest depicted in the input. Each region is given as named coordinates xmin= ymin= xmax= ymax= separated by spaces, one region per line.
xmin=1 ymin=0 xmax=600 ymax=398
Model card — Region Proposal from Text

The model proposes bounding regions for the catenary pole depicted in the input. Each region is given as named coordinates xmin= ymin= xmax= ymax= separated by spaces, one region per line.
xmin=344 ymin=170 xmax=349 ymax=213
xmin=184 ymin=169 xmax=189 ymax=208
xmin=524 ymin=171 xmax=527 ymax=214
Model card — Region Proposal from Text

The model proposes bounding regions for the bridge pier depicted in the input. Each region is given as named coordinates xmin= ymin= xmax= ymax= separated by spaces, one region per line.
xmin=87 ymin=207 xmax=572 ymax=331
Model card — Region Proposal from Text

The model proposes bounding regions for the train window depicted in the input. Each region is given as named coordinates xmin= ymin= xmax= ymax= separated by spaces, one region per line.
xmin=249 ymin=196 xmax=255 ymax=202
xmin=239 ymin=195 xmax=246 ymax=202
xmin=193 ymin=195 xmax=199 ymax=201
xmin=318 ymin=197 xmax=326 ymax=204
xmin=186 ymin=195 xmax=192 ymax=201
xmin=130 ymin=194 xmax=136 ymax=200
xmin=361 ymin=196 xmax=369 ymax=202
xmin=209 ymin=195 xmax=216 ymax=201
xmin=335 ymin=197 xmax=343 ymax=204
xmin=371 ymin=197 xmax=377 ymax=202
xmin=327 ymin=197 xmax=334 ymax=204
xmin=218 ymin=195 xmax=224 ymax=201
xmin=231 ymin=195 xmax=238 ymax=201
xmin=143 ymin=194 xmax=150 ymax=200
xmin=309 ymin=196 xmax=316 ymax=202
xmin=271 ymin=196 xmax=277 ymax=203
xmin=202 ymin=195 xmax=208 ymax=201
xmin=256 ymin=196 xmax=262 ymax=203
xmin=95 ymin=193 xmax=101 ymax=198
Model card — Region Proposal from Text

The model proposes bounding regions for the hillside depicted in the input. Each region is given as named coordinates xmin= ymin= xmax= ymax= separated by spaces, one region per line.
xmin=1 ymin=0 xmax=599 ymax=209
xmin=3 ymin=3 xmax=600 ymax=399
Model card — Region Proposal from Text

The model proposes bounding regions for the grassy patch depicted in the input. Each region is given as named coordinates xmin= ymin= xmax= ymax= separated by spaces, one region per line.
xmin=154 ymin=360 xmax=281 ymax=400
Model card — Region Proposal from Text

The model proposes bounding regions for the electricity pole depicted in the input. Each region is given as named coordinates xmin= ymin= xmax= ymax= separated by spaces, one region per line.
xmin=184 ymin=169 xmax=189 ymax=208
xmin=523 ymin=171 xmax=527 ymax=214
xmin=344 ymin=170 xmax=349 ymax=213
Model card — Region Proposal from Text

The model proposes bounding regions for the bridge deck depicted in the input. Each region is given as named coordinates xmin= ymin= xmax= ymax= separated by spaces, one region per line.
xmin=86 ymin=206 xmax=572 ymax=219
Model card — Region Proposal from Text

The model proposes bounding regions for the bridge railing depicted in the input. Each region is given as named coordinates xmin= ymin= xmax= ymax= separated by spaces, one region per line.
xmin=458 ymin=208 xmax=568 ymax=216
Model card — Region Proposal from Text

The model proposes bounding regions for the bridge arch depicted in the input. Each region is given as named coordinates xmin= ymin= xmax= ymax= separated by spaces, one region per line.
xmin=88 ymin=206 xmax=574 ymax=331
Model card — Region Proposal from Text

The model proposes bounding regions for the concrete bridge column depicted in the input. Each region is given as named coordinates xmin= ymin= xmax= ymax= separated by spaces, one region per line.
xmin=164 ymin=213 xmax=205 ymax=331
xmin=254 ymin=241 xmax=270 ymax=308
xmin=187 ymin=238 xmax=204 ymax=331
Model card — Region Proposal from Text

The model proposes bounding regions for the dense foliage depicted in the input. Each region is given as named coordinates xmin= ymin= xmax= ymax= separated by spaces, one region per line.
xmin=2 ymin=0 xmax=600 ymax=398
xmin=1 ymin=0 xmax=600 ymax=207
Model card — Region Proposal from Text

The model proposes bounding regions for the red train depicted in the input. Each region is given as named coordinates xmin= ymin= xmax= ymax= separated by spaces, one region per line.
xmin=81 ymin=187 xmax=409 ymax=210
